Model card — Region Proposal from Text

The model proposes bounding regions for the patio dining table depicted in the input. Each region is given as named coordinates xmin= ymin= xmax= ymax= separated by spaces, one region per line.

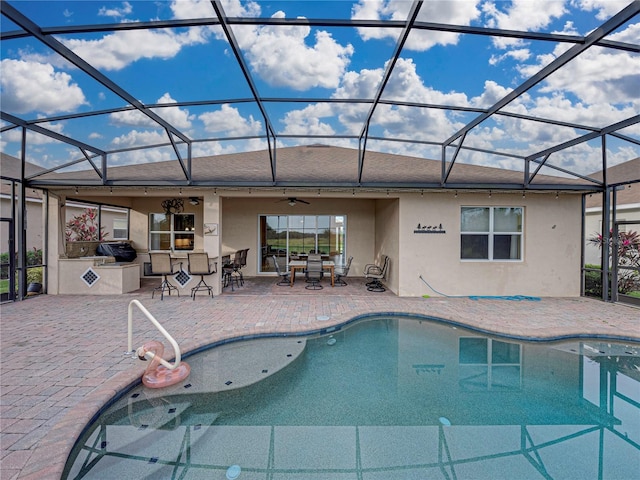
xmin=288 ymin=260 xmax=335 ymax=287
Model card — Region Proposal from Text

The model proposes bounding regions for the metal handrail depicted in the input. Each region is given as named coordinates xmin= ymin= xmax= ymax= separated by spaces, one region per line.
xmin=126 ymin=299 xmax=182 ymax=370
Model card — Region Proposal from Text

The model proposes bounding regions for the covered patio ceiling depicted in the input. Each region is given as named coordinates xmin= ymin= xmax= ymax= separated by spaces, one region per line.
xmin=1 ymin=0 xmax=639 ymax=192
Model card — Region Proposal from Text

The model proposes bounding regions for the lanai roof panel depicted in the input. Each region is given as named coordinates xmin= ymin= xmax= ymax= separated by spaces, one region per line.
xmin=1 ymin=1 xmax=638 ymax=189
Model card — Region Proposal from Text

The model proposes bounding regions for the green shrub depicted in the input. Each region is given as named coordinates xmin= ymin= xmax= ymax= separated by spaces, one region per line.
xmin=26 ymin=267 xmax=43 ymax=284
xmin=584 ymin=264 xmax=603 ymax=298
xmin=0 ymin=248 xmax=43 ymax=278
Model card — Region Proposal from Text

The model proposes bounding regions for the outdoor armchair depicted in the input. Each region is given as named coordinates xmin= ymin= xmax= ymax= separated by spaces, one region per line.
xmin=364 ymin=255 xmax=389 ymax=292
xmin=334 ymin=256 xmax=353 ymax=286
xmin=272 ymin=255 xmax=290 ymax=286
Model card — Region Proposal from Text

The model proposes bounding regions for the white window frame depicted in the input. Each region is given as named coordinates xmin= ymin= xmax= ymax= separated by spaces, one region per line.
xmin=149 ymin=213 xmax=195 ymax=251
xmin=460 ymin=206 xmax=523 ymax=262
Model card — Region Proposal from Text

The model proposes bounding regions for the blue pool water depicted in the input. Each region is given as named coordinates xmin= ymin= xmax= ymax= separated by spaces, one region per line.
xmin=64 ymin=316 xmax=640 ymax=479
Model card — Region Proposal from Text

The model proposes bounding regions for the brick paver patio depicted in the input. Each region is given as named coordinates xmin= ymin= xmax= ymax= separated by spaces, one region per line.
xmin=1 ymin=278 xmax=639 ymax=479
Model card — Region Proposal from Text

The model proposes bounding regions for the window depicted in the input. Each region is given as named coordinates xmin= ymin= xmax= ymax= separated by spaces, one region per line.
xmin=149 ymin=213 xmax=195 ymax=251
xmin=461 ymin=207 xmax=522 ymax=260
xmin=112 ymin=218 xmax=128 ymax=240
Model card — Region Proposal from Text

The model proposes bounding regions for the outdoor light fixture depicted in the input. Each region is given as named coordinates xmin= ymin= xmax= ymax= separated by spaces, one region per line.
xmin=189 ymin=197 xmax=200 ymax=206
xmin=75 ymin=187 xmax=78 ymax=194
xmin=144 ymin=187 xmax=148 ymax=195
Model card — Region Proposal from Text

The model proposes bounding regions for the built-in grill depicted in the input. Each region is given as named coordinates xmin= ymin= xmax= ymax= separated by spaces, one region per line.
xmin=95 ymin=242 xmax=137 ymax=263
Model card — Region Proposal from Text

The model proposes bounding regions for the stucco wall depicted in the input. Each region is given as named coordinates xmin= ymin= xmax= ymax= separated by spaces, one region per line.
xmin=399 ymin=192 xmax=583 ymax=297
xmin=374 ymin=198 xmax=399 ymax=294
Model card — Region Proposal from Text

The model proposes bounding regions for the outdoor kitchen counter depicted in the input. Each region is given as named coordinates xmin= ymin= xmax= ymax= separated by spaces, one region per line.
xmin=58 ymin=256 xmax=140 ymax=295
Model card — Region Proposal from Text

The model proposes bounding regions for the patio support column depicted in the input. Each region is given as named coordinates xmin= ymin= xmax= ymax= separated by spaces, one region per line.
xmin=46 ymin=194 xmax=65 ymax=295
xmin=203 ymin=192 xmax=222 ymax=295
xmin=601 ymin=188 xmax=611 ymax=302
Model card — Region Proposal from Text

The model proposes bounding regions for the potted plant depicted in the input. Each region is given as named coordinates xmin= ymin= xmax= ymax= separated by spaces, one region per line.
xmin=26 ymin=267 xmax=43 ymax=295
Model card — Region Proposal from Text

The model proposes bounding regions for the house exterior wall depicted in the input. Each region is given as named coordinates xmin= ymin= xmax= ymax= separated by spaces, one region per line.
xmin=398 ymin=192 xmax=583 ymax=297
xmin=44 ymin=190 xmax=584 ymax=298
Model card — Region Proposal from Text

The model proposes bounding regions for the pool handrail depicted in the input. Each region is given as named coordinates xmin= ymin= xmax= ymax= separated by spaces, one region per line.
xmin=126 ymin=299 xmax=182 ymax=370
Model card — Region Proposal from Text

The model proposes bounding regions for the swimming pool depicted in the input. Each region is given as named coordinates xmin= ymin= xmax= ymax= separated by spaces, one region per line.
xmin=64 ymin=316 xmax=640 ymax=479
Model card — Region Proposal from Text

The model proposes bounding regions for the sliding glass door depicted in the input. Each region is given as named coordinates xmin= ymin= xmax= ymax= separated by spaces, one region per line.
xmin=259 ymin=215 xmax=346 ymax=273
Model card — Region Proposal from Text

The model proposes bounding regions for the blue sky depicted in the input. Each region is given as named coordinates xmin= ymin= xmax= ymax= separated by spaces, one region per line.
xmin=1 ymin=0 xmax=638 ymax=178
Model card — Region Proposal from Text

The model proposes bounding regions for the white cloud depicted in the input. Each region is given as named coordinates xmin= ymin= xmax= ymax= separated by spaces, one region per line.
xmin=352 ymin=0 xmax=481 ymax=50
xmin=0 ymin=59 xmax=87 ymax=114
xmin=109 ymin=109 xmax=157 ymax=129
xmin=98 ymin=2 xmax=133 ymax=18
xmin=469 ymin=80 xmax=513 ymax=108
xmin=282 ymin=104 xmax=336 ymax=135
xmin=517 ymin=26 xmax=640 ymax=106
xmin=238 ymin=11 xmax=354 ymax=90
xmin=111 ymin=129 xmax=170 ymax=148
xmin=170 ymin=0 xmax=260 ymax=44
xmin=2 ymin=121 xmax=66 ymax=145
xmin=199 ymin=104 xmax=263 ymax=136
xmin=484 ymin=0 xmax=568 ymax=31
xmin=489 ymin=48 xmax=531 ymax=66
xmin=109 ymin=93 xmax=193 ymax=130
xmin=283 ymin=58 xmax=469 ymax=139
xmin=482 ymin=0 xmax=568 ymax=49
xmin=61 ymin=29 xmax=188 ymax=71
xmin=573 ymin=0 xmax=631 ymax=20
xmin=108 ymin=147 xmax=174 ymax=165
xmin=152 ymin=93 xmax=194 ymax=130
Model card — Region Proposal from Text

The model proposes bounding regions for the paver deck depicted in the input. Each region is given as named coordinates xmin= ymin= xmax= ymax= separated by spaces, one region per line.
xmin=1 ymin=277 xmax=639 ymax=479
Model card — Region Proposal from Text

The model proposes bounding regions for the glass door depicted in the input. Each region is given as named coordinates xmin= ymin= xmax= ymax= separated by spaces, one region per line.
xmin=258 ymin=215 xmax=347 ymax=273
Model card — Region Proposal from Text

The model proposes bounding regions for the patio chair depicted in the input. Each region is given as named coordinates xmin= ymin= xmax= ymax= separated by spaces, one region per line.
xmin=272 ymin=255 xmax=290 ymax=286
xmin=334 ymin=256 xmax=353 ymax=286
xmin=222 ymin=250 xmax=244 ymax=290
xmin=150 ymin=252 xmax=181 ymax=300
xmin=364 ymin=255 xmax=389 ymax=292
xmin=305 ymin=257 xmax=324 ymax=290
xmin=188 ymin=253 xmax=217 ymax=300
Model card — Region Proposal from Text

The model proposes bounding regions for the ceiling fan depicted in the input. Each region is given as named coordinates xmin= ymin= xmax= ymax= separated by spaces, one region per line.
xmin=278 ymin=197 xmax=310 ymax=207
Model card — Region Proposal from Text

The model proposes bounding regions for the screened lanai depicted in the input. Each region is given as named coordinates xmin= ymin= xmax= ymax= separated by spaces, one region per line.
xmin=1 ymin=0 xmax=639 ymax=300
